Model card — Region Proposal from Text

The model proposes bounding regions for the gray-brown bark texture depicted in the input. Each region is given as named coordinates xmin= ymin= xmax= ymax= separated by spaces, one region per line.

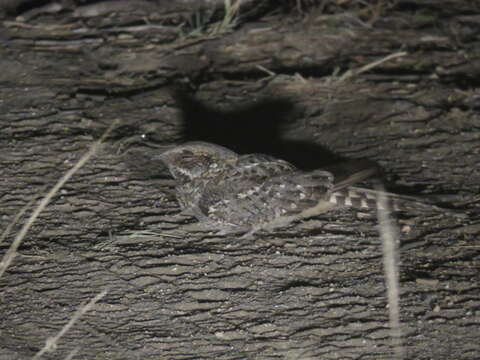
xmin=0 ymin=1 xmax=479 ymax=359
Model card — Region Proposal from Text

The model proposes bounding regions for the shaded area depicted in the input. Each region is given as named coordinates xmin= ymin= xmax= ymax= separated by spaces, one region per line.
xmin=175 ymin=91 xmax=351 ymax=170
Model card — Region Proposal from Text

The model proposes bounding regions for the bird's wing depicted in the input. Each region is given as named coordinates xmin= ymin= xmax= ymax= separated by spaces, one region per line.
xmin=261 ymin=170 xmax=335 ymax=215
xmin=198 ymin=168 xmax=335 ymax=227
xmin=196 ymin=154 xmax=297 ymax=224
xmin=235 ymin=153 xmax=298 ymax=176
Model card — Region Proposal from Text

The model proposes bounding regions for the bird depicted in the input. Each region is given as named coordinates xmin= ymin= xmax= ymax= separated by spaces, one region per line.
xmin=154 ymin=141 xmax=462 ymax=236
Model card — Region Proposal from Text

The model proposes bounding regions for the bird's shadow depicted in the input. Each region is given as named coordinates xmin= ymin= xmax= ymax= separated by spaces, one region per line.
xmin=175 ymin=91 xmax=342 ymax=170
xmin=125 ymin=90 xmax=381 ymax=183
xmin=174 ymin=91 xmax=381 ymax=181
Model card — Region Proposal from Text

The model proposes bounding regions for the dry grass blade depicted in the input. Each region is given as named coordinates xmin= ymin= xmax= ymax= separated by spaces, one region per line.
xmin=375 ymin=183 xmax=404 ymax=359
xmin=32 ymin=289 xmax=108 ymax=360
xmin=0 ymin=194 xmax=39 ymax=245
xmin=337 ymin=51 xmax=407 ymax=83
xmin=0 ymin=119 xmax=119 ymax=278
xmin=210 ymin=0 xmax=243 ymax=35
xmin=63 ymin=347 xmax=80 ymax=360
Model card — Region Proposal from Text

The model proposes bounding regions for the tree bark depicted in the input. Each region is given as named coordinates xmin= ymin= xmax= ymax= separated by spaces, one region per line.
xmin=0 ymin=1 xmax=479 ymax=359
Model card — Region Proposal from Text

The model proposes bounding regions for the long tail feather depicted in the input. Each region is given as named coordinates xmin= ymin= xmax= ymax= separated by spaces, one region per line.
xmin=329 ymin=186 xmax=466 ymax=218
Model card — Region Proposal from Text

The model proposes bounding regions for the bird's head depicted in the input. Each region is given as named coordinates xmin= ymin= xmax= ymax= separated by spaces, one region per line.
xmin=155 ymin=142 xmax=238 ymax=182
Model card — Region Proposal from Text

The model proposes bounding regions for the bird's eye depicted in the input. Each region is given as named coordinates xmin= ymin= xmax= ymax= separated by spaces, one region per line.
xmin=180 ymin=150 xmax=195 ymax=157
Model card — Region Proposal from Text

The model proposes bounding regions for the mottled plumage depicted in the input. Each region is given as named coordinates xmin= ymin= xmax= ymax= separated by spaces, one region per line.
xmin=155 ymin=141 xmax=459 ymax=236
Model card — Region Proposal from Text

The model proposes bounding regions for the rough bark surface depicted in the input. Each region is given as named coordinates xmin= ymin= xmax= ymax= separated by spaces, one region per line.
xmin=0 ymin=1 xmax=479 ymax=359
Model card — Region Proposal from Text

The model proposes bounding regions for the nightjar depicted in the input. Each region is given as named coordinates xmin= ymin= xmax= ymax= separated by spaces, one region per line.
xmin=155 ymin=141 xmax=460 ymax=236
